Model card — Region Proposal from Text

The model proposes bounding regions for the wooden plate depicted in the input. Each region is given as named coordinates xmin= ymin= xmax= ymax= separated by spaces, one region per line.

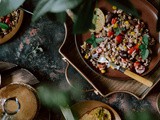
xmin=0 ymin=9 xmax=24 ymax=44
xmin=0 ymin=83 xmax=39 ymax=120
xmin=71 ymin=100 xmax=121 ymax=120
xmin=75 ymin=0 xmax=160 ymax=80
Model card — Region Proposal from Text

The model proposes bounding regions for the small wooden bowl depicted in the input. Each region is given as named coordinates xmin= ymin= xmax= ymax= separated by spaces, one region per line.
xmin=0 ymin=9 xmax=24 ymax=44
xmin=0 ymin=83 xmax=39 ymax=120
xmin=71 ymin=100 xmax=121 ymax=120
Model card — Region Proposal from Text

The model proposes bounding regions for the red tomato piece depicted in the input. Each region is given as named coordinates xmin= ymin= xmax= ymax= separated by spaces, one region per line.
xmin=5 ymin=17 xmax=10 ymax=24
xmin=134 ymin=44 xmax=140 ymax=51
xmin=128 ymin=47 xmax=135 ymax=54
xmin=107 ymin=31 xmax=114 ymax=37
xmin=134 ymin=61 xmax=140 ymax=67
xmin=115 ymin=35 xmax=122 ymax=43
xmin=111 ymin=18 xmax=117 ymax=24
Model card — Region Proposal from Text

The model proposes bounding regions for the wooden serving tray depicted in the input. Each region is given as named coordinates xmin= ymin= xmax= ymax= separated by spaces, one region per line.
xmin=0 ymin=9 xmax=24 ymax=44
xmin=59 ymin=20 xmax=160 ymax=100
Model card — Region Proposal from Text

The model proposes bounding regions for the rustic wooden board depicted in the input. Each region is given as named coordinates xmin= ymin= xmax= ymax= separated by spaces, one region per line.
xmin=0 ymin=61 xmax=17 ymax=72
xmin=0 ymin=61 xmax=39 ymax=88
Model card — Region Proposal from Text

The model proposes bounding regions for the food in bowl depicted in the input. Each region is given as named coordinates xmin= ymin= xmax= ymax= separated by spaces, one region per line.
xmin=80 ymin=107 xmax=111 ymax=120
xmin=81 ymin=7 xmax=155 ymax=74
xmin=0 ymin=9 xmax=21 ymax=39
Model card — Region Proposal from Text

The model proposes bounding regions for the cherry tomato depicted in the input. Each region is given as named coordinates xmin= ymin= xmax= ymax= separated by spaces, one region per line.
xmin=134 ymin=61 xmax=140 ymax=67
xmin=128 ymin=44 xmax=139 ymax=54
xmin=128 ymin=47 xmax=135 ymax=54
xmin=5 ymin=17 xmax=10 ymax=24
xmin=107 ymin=31 xmax=114 ymax=37
xmin=111 ymin=18 xmax=117 ymax=24
xmin=115 ymin=35 xmax=122 ymax=43
xmin=134 ymin=44 xmax=140 ymax=50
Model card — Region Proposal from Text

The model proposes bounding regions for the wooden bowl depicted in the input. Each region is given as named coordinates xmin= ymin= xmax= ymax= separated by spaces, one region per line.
xmin=0 ymin=9 xmax=24 ymax=44
xmin=75 ymin=0 xmax=160 ymax=80
xmin=71 ymin=100 xmax=121 ymax=120
xmin=0 ymin=83 xmax=39 ymax=120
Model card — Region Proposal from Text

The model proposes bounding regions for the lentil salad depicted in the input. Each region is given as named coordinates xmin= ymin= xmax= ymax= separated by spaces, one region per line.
xmin=81 ymin=7 xmax=155 ymax=75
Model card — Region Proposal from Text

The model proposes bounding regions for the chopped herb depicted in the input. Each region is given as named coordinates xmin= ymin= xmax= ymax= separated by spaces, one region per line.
xmin=142 ymin=34 xmax=149 ymax=45
xmin=114 ymin=27 xmax=121 ymax=35
xmin=0 ymin=22 xmax=9 ymax=30
xmin=141 ymin=49 xmax=149 ymax=60
xmin=95 ymin=38 xmax=104 ymax=43
xmin=86 ymin=34 xmax=104 ymax=48
xmin=114 ymin=27 xmax=125 ymax=35
xmin=139 ymin=44 xmax=147 ymax=49
xmin=86 ymin=38 xmax=94 ymax=44
xmin=92 ymin=41 xmax=97 ymax=47
xmin=139 ymin=35 xmax=149 ymax=59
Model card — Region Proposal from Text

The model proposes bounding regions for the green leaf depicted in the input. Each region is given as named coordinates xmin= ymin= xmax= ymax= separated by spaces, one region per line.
xmin=37 ymin=85 xmax=69 ymax=107
xmin=142 ymin=34 xmax=149 ymax=46
xmin=114 ymin=27 xmax=126 ymax=35
xmin=139 ymin=44 xmax=146 ymax=50
xmin=0 ymin=0 xmax=25 ymax=16
xmin=86 ymin=38 xmax=94 ymax=44
xmin=60 ymin=105 xmax=76 ymax=120
xmin=32 ymin=0 xmax=53 ymax=22
xmin=92 ymin=41 xmax=97 ymax=48
xmin=32 ymin=0 xmax=82 ymax=22
xmin=47 ymin=12 xmax=66 ymax=23
xmin=141 ymin=49 xmax=149 ymax=60
xmin=0 ymin=22 xmax=9 ymax=29
xmin=50 ymin=0 xmax=83 ymax=13
xmin=55 ymin=12 xmax=67 ymax=23
xmin=95 ymin=38 xmax=104 ymax=43
xmin=114 ymin=27 xmax=121 ymax=35
xmin=73 ymin=0 xmax=96 ymax=34
xmin=106 ymin=0 xmax=140 ymax=18
xmin=91 ymin=34 xmax=95 ymax=40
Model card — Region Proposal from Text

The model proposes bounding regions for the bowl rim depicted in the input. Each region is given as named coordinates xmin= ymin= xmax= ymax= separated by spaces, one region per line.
xmin=0 ymin=9 xmax=24 ymax=44
xmin=74 ymin=0 xmax=160 ymax=80
xmin=156 ymin=93 xmax=160 ymax=114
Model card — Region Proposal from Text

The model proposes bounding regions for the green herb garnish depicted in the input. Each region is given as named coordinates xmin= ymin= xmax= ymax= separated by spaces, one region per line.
xmin=139 ymin=34 xmax=149 ymax=60
xmin=86 ymin=34 xmax=104 ymax=47
xmin=114 ymin=27 xmax=126 ymax=35
xmin=0 ymin=22 xmax=9 ymax=30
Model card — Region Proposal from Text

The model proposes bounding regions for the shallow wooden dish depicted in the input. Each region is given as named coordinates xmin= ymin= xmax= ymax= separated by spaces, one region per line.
xmin=0 ymin=9 xmax=24 ymax=44
xmin=71 ymin=100 xmax=121 ymax=120
xmin=0 ymin=83 xmax=39 ymax=120
xmin=75 ymin=0 xmax=160 ymax=80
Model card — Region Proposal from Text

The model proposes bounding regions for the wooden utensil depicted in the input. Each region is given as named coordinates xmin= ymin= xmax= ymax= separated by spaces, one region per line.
xmin=109 ymin=62 xmax=153 ymax=87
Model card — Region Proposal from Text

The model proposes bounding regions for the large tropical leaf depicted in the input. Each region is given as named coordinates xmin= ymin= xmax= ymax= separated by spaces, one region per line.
xmin=50 ymin=0 xmax=83 ymax=13
xmin=106 ymin=0 xmax=139 ymax=17
xmin=32 ymin=0 xmax=82 ymax=22
xmin=47 ymin=12 xmax=67 ymax=23
xmin=73 ymin=0 xmax=96 ymax=34
xmin=0 ymin=0 xmax=25 ymax=16
xmin=32 ymin=0 xmax=54 ymax=22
